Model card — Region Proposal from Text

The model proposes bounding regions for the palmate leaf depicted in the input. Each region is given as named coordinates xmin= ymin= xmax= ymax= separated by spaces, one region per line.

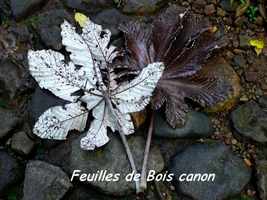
xmin=28 ymin=16 xmax=164 ymax=150
xmin=120 ymin=5 xmax=229 ymax=127
xmin=81 ymin=17 xmax=118 ymax=63
xmin=112 ymin=62 xmax=165 ymax=113
xmin=61 ymin=21 xmax=96 ymax=82
xmin=28 ymin=50 xmax=92 ymax=102
xmin=33 ymin=102 xmax=88 ymax=140
xmin=80 ymin=62 xmax=164 ymax=150
xmin=80 ymin=100 xmax=134 ymax=150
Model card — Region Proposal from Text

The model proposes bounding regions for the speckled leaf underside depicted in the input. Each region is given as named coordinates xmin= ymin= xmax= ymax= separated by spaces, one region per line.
xmin=28 ymin=17 xmax=164 ymax=150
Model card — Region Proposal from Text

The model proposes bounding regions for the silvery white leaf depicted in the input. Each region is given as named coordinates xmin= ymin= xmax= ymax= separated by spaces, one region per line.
xmin=80 ymin=62 xmax=164 ymax=149
xmin=80 ymin=100 xmax=134 ymax=150
xmin=92 ymin=100 xmax=105 ymax=119
xmin=80 ymin=91 xmax=103 ymax=110
xmin=111 ymin=62 xmax=165 ymax=113
xmin=80 ymin=114 xmax=134 ymax=150
xmin=33 ymin=103 xmax=88 ymax=140
xmin=80 ymin=101 xmax=113 ymax=150
xmin=28 ymin=14 xmax=165 ymax=151
xmin=94 ymin=60 xmax=106 ymax=90
xmin=92 ymin=100 xmax=116 ymax=132
xmin=61 ymin=20 xmax=96 ymax=87
xmin=28 ymin=50 xmax=91 ymax=102
xmin=114 ymin=110 xmax=134 ymax=135
xmin=90 ymin=95 xmax=134 ymax=136
xmin=80 ymin=118 xmax=109 ymax=150
xmin=82 ymin=19 xmax=118 ymax=63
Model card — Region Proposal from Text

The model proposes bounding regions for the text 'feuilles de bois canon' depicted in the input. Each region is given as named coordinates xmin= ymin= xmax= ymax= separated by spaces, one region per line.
xmin=27 ymin=7 xmax=232 ymax=193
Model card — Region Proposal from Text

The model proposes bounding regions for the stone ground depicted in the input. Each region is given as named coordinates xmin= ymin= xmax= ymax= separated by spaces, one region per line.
xmin=0 ymin=0 xmax=267 ymax=200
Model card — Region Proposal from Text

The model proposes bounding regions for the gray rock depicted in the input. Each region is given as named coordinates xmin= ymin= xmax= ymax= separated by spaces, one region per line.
xmin=69 ymin=134 xmax=164 ymax=196
xmin=36 ymin=9 xmax=73 ymax=50
xmin=28 ymin=87 xmax=67 ymax=124
xmin=155 ymin=138 xmax=193 ymax=167
xmin=23 ymin=160 xmax=72 ymax=200
xmin=122 ymin=0 xmax=166 ymax=14
xmin=154 ymin=111 xmax=212 ymax=138
xmin=63 ymin=0 xmax=113 ymax=13
xmin=11 ymin=0 xmax=45 ymax=19
xmin=0 ymin=59 xmax=28 ymax=100
xmin=0 ymin=150 xmax=22 ymax=193
xmin=0 ymin=108 xmax=21 ymax=139
xmin=170 ymin=142 xmax=251 ymax=200
xmin=28 ymin=87 xmax=67 ymax=148
xmin=37 ymin=135 xmax=73 ymax=168
xmin=231 ymin=101 xmax=267 ymax=143
xmin=41 ymin=133 xmax=164 ymax=196
xmin=256 ymin=160 xmax=267 ymax=200
xmin=67 ymin=185 xmax=136 ymax=200
xmin=11 ymin=131 xmax=35 ymax=155
xmin=92 ymin=8 xmax=132 ymax=37
xmin=63 ymin=0 xmax=85 ymax=10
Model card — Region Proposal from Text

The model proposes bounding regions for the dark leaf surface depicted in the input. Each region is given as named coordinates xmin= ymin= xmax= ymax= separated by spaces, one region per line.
xmin=120 ymin=5 xmax=231 ymax=127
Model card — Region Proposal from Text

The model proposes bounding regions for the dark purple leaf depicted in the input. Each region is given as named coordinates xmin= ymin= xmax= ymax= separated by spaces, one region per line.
xmin=120 ymin=5 xmax=230 ymax=127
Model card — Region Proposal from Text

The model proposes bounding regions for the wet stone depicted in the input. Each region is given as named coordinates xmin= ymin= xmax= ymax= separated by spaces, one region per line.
xmin=35 ymin=9 xmax=73 ymax=50
xmin=122 ymin=0 xmax=167 ymax=14
xmin=154 ymin=111 xmax=213 ymax=139
xmin=0 ymin=150 xmax=22 ymax=193
xmin=0 ymin=59 xmax=28 ymax=101
xmin=11 ymin=131 xmax=35 ymax=156
xmin=0 ymin=108 xmax=21 ymax=140
xmin=11 ymin=0 xmax=46 ymax=19
xmin=69 ymin=134 xmax=164 ymax=196
xmin=23 ymin=160 xmax=72 ymax=200
xmin=231 ymin=101 xmax=267 ymax=143
xmin=170 ymin=142 xmax=251 ymax=200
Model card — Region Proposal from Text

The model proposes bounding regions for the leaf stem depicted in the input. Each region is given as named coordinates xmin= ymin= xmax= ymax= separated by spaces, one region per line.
xmin=117 ymin=127 xmax=141 ymax=193
xmin=140 ymin=112 xmax=154 ymax=192
xmin=104 ymin=95 xmax=140 ymax=193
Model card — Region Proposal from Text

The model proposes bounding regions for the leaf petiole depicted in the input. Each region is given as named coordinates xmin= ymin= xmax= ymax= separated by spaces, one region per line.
xmin=104 ymin=95 xmax=141 ymax=193
xmin=140 ymin=112 xmax=155 ymax=192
